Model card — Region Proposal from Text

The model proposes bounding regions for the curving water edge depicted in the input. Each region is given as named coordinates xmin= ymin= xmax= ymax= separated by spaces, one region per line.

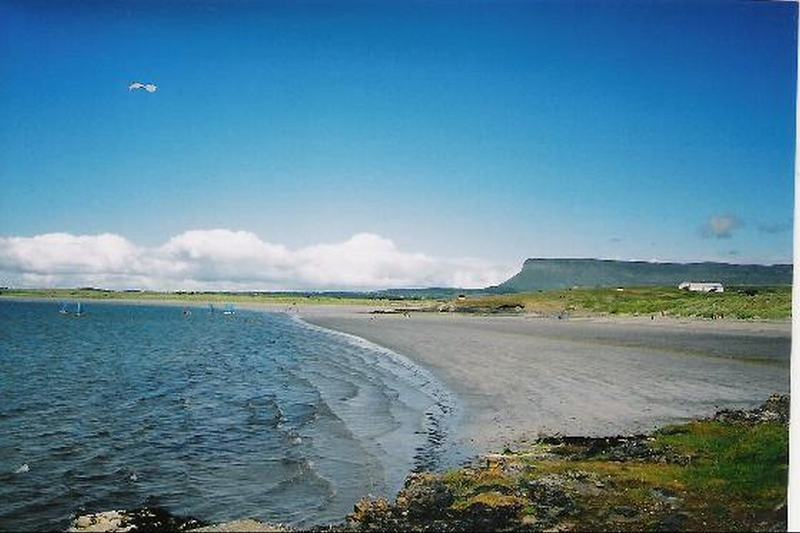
xmin=289 ymin=313 xmax=467 ymax=474
xmin=0 ymin=301 xmax=468 ymax=531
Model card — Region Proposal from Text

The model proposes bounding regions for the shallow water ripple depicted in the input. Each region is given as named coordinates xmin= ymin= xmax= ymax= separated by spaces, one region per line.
xmin=0 ymin=301 xmax=457 ymax=531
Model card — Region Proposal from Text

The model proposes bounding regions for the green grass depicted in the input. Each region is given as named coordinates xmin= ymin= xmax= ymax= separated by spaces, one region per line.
xmin=652 ymin=421 xmax=789 ymax=508
xmin=451 ymin=286 xmax=791 ymax=319
xmin=435 ymin=418 xmax=788 ymax=530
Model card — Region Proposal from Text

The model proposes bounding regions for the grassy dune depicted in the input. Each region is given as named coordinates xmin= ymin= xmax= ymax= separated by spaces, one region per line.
xmin=437 ymin=420 xmax=787 ymax=530
xmin=449 ymin=286 xmax=791 ymax=320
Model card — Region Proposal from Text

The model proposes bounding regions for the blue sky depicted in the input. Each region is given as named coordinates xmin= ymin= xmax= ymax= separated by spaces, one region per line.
xmin=0 ymin=0 xmax=795 ymax=289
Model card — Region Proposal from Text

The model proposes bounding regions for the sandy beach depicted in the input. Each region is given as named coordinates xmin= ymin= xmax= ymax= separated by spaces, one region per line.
xmin=301 ymin=309 xmax=790 ymax=454
xmin=2 ymin=296 xmax=791 ymax=455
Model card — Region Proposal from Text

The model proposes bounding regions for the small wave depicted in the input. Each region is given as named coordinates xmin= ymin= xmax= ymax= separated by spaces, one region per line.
xmin=1 ymin=302 xmax=463 ymax=530
xmin=260 ymin=457 xmax=337 ymax=520
xmin=288 ymin=314 xmax=460 ymax=473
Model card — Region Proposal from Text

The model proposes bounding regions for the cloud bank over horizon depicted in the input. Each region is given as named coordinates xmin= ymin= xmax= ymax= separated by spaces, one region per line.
xmin=0 ymin=230 xmax=515 ymax=291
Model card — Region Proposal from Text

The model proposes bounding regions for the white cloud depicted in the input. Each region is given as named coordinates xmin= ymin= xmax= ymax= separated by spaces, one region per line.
xmin=0 ymin=230 xmax=513 ymax=290
xmin=128 ymin=82 xmax=158 ymax=93
xmin=0 ymin=233 xmax=140 ymax=274
xmin=700 ymin=215 xmax=742 ymax=239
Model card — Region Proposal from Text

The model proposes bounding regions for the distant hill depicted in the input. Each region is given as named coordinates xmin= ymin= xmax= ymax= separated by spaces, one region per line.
xmin=493 ymin=258 xmax=793 ymax=292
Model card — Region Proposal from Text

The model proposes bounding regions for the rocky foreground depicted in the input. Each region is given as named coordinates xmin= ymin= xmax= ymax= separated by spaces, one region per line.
xmin=70 ymin=395 xmax=789 ymax=532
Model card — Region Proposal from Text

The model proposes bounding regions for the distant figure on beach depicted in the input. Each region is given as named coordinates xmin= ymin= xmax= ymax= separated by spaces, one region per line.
xmin=183 ymin=307 xmax=191 ymax=317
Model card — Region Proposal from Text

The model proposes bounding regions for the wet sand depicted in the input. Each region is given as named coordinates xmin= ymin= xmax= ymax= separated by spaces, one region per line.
xmin=301 ymin=311 xmax=790 ymax=453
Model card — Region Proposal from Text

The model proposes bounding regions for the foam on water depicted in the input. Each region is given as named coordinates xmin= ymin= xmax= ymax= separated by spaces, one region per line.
xmin=0 ymin=301 xmax=462 ymax=531
xmin=290 ymin=315 xmax=464 ymax=474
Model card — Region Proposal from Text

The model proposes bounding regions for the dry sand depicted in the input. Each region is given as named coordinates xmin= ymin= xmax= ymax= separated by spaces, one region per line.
xmin=301 ymin=310 xmax=790 ymax=453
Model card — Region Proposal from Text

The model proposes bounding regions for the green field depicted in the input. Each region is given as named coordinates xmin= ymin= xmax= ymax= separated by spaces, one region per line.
xmin=449 ymin=286 xmax=792 ymax=319
xmin=1 ymin=285 xmax=791 ymax=319
xmin=0 ymin=287 xmax=418 ymax=308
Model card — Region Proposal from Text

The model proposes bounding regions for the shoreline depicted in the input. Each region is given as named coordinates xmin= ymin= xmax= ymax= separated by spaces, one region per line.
xmin=68 ymin=394 xmax=791 ymax=532
xmin=2 ymin=299 xmax=470 ymax=531
xmin=289 ymin=314 xmax=472 ymax=473
xmin=2 ymin=299 xmax=790 ymax=531
xmin=2 ymin=297 xmax=790 ymax=453
xmin=300 ymin=308 xmax=790 ymax=453
xmin=0 ymin=294 xmax=792 ymax=325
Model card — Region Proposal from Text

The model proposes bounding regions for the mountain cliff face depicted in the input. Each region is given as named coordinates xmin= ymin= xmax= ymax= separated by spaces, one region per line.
xmin=493 ymin=258 xmax=793 ymax=292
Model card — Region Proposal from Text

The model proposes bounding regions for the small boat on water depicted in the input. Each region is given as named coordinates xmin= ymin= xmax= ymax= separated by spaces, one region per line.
xmin=59 ymin=302 xmax=85 ymax=316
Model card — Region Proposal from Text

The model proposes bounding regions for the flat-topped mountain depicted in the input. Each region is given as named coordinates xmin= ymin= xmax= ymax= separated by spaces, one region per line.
xmin=493 ymin=258 xmax=793 ymax=292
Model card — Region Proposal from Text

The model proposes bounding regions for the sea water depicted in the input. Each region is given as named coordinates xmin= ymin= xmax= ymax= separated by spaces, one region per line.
xmin=0 ymin=301 xmax=459 ymax=531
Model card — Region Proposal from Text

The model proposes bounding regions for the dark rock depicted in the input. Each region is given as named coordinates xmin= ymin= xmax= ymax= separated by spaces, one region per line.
xmin=523 ymin=475 xmax=578 ymax=526
xmin=614 ymin=505 xmax=639 ymax=518
xmin=70 ymin=507 xmax=206 ymax=532
xmin=651 ymin=488 xmax=682 ymax=510
xmin=457 ymin=493 xmax=524 ymax=529
xmin=656 ymin=511 xmax=688 ymax=531
xmin=712 ymin=394 xmax=789 ymax=425
xmin=348 ymin=498 xmax=396 ymax=531
xmin=525 ymin=478 xmax=572 ymax=512
xmin=395 ymin=473 xmax=454 ymax=519
xmin=539 ymin=434 xmax=673 ymax=463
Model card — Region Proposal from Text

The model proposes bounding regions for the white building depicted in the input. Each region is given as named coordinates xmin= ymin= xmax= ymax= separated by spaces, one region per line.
xmin=678 ymin=282 xmax=724 ymax=293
